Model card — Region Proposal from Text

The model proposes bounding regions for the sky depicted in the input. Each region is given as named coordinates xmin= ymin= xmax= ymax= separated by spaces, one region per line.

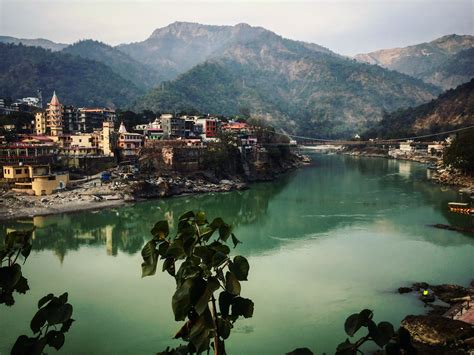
xmin=0 ymin=0 xmax=472 ymax=55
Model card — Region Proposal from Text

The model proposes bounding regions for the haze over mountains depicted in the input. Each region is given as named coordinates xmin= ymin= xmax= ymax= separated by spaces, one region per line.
xmin=1 ymin=22 xmax=473 ymax=137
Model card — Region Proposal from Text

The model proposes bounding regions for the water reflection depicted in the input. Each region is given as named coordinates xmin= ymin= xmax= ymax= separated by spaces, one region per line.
xmin=1 ymin=155 xmax=471 ymax=263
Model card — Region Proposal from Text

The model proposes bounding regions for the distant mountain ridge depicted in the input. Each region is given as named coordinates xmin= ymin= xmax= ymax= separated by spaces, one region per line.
xmin=133 ymin=26 xmax=440 ymax=137
xmin=62 ymin=40 xmax=162 ymax=89
xmin=364 ymin=79 xmax=474 ymax=139
xmin=355 ymin=34 xmax=474 ymax=89
xmin=116 ymin=21 xmax=335 ymax=81
xmin=0 ymin=35 xmax=67 ymax=51
xmin=0 ymin=43 xmax=143 ymax=108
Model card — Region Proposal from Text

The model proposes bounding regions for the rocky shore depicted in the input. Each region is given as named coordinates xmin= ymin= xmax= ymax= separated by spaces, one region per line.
xmin=0 ymin=153 xmax=310 ymax=221
xmin=398 ymin=281 xmax=474 ymax=354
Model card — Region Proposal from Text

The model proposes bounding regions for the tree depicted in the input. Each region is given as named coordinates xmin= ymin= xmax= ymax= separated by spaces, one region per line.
xmin=141 ymin=211 xmax=254 ymax=355
xmin=443 ymin=129 xmax=474 ymax=174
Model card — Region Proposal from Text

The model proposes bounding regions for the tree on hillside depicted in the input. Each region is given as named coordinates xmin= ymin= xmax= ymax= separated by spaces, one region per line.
xmin=443 ymin=129 xmax=474 ymax=174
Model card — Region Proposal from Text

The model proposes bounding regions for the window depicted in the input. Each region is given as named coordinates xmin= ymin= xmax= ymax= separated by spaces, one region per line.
xmin=16 ymin=169 xmax=22 ymax=174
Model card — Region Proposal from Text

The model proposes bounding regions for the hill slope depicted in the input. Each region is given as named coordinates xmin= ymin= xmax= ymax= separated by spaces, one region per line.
xmin=355 ymin=34 xmax=474 ymax=89
xmin=117 ymin=22 xmax=335 ymax=81
xmin=62 ymin=40 xmax=162 ymax=89
xmin=0 ymin=36 xmax=67 ymax=51
xmin=418 ymin=48 xmax=474 ymax=90
xmin=365 ymin=79 xmax=474 ymax=139
xmin=134 ymin=31 xmax=440 ymax=138
xmin=0 ymin=43 xmax=143 ymax=108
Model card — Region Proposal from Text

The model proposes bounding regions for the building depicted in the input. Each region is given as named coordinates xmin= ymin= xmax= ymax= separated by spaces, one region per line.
xmin=195 ymin=118 xmax=218 ymax=139
xmin=45 ymin=91 xmax=63 ymax=136
xmin=100 ymin=121 xmax=115 ymax=156
xmin=117 ymin=122 xmax=143 ymax=157
xmin=3 ymin=164 xmax=69 ymax=196
xmin=76 ymin=108 xmax=116 ymax=132
xmin=0 ymin=141 xmax=56 ymax=165
xmin=161 ymin=114 xmax=185 ymax=139
xmin=399 ymin=141 xmax=414 ymax=153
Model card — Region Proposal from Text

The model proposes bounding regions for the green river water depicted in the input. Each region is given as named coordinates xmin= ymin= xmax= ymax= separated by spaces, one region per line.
xmin=1 ymin=154 xmax=473 ymax=354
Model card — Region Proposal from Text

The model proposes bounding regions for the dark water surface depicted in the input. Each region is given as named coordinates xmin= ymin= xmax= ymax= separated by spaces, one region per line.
xmin=1 ymin=154 xmax=473 ymax=354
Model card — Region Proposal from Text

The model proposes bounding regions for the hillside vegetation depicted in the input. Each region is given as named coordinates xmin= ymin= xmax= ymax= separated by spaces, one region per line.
xmin=364 ymin=79 xmax=474 ymax=139
xmin=0 ymin=43 xmax=143 ymax=108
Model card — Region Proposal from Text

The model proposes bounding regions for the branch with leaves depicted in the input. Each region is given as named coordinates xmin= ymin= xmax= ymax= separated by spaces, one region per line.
xmin=0 ymin=228 xmax=34 ymax=306
xmin=141 ymin=210 xmax=254 ymax=355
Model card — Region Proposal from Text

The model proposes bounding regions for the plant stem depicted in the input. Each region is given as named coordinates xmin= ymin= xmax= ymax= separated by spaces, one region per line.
xmin=210 ymin=294 xmax=220 ymax=355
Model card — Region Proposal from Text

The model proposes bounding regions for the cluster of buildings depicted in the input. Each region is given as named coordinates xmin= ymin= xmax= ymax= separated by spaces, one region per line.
xmin=0 ymin=91 xmax=257 ymax=195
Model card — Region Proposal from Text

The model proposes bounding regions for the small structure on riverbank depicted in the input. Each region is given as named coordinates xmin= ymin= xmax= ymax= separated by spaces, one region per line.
xmin=2 ymin=164 xmax=69 ymax=196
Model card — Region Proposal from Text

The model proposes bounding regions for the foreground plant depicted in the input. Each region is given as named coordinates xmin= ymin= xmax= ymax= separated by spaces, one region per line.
xmin=141 ymin=210 xmax=254 ymax=354
xmin=11 ymin=292 xmax=75 ymax=354
xmin=0 ymin=228 xmax=34 ymax=305
xmin=336 ymin=309 xmax=416 ymax=355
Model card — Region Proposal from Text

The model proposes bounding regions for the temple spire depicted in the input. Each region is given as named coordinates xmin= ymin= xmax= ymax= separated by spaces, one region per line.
xmin=50 ymin=91 xmax=60 ymax=106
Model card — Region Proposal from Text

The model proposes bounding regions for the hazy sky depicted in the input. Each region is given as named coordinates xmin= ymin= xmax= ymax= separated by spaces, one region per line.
xmin=0 ymin=0 xmax=472 ymax=55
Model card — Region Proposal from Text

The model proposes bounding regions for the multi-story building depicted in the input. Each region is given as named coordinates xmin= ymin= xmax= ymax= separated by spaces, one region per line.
xmin=117 ymin=122 xmax=143 ymax=157
xmin=195 ymin=118 xmax=219 ymax=139
xmin=161 ymin=114 xmax=185 ymax=139
xmin=45 ymin=91 xmax=63 ymax=136
xmin=76 ymin=108 xmax=116 ymax=132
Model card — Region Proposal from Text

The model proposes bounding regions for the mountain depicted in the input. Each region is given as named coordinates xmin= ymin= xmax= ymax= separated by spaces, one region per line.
xmin=0 ymin=43 xmax=143 ymax=108
xmin=0 ymin=36 xmax=67 ymax=51
xmin=355 ymin=34 xmax=474 ymax=89
xmin=134 ymin=28 xmax=440 ymax=138
xmin=364 ymin=79 xmax=474 ymax=139
xmin=62 ymin=40 xmax=162 ymax=89
xmin=117 ymin=22 xmax=335 ymax=81
xmin=418 ymin=47 xmax=474 ymax=90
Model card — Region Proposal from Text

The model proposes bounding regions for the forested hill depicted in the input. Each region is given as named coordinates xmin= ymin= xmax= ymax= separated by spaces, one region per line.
xmin=133 ymin=31 xmax=441 ymax=138
xmin=0 ymin=36 xmax=67 ymax=51
xmin=0 ymin=43 xmax=143 ymax=108
xmin=62 ymin=40 xmax=162 ymax=89
xmin=364 ymin=79 xmax=474 ymax=139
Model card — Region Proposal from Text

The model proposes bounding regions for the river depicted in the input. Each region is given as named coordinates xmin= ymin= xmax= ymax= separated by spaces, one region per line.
xmin=1 ymin=154 xmax=473 ymax=354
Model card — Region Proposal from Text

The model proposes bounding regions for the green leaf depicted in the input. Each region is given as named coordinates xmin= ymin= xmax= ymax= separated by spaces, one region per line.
xmin=46 ymin=330 xmax=65 ymax=350
xmin=225 ymin=272 xmax=241 ymax=296
xmin=335 ymin=339 xmax=356 ymax=355
xmin=231 ymin=297 xmax=254 ymax=318
xmin=11 ymin=335 xmax=38 ymax=355
xmin=60 ymin=318 xmax=75 ymax=333
xmin=195 ymin=277 xmax=220 ymax=315
xmin=44 ymin=302 xmax=73 ymax=325
xmin=212 ymin=251 xmax=228 ymax=267
xmin=344 ymin=309 xmax=373 ymax=337
xmin=219 ymin=291 xmax=235 ymax=318
xmin=20 ymin=243 xmax=32 ymax=262
xmin=58 ymin=292 xmax=68 ymax=304
xmin=141 ymin=240 xmax=157 ymax=262
xmin=162 ymin=257 xmax=176 ymax=276
xmin=157 ymin=241 xmax=170 ymax=259
xmin=217 ymin=317 xmax=232 ymax=340
xmin=166 ymin=240 xmax=186 ymax=259
xmin=385 ymin=341 xmax=401 ymax=355
xmin=30 ymin=309 xmax=47 ymax=333
xmin=218 ymin=224 xmax=232 ymax=242
xmin=228 ymin=256 xmax=249 ymax=281
xmin=38 ymin=293 xmax=54 ymax=309
xmin=172 ymin=279 xmax=194 ymax=321
xmin=0 ymin=264 xmax=22 ymax=289
xmin=179 ymin=211 xmax=195 ymax=221
xmin=369 ymin=321 xmax=395 ymax=348
xmin=151 ymin=221 xmax=169 ymax=239
xmin=209 ymin=241 xmax=230 ymax=255
xmin=199 ymin=227 xmax=215 ymax=242
xmin=13 ymin=276 xmax=29 ymax=294
xmin=231 ymin=233 xmax=241 ymax=248
xmin=209 ymin=217 xmax=224 ymax=230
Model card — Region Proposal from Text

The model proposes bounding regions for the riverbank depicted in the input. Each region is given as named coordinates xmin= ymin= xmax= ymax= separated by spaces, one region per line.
xmin=398 ymin=281 xmax=474 ymax=353
xmin=0 ymin=153 xmax=310 ymax=221
xmin=340 ymin=146 xmax=474 ymax=190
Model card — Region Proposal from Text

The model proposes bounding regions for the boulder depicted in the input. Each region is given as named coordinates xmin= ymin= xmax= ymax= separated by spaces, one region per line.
xmin=401 ymin=315 xmax=474 ymax=346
